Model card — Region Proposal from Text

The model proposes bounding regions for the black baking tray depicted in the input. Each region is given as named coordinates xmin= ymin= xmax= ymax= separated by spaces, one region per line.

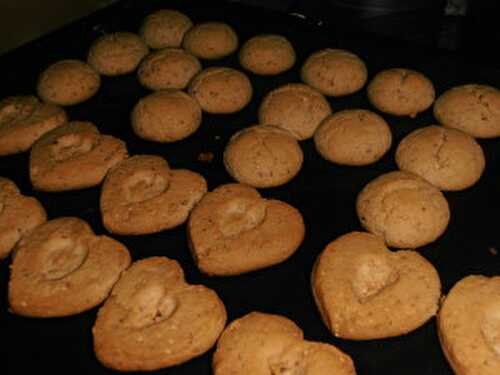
xmin=2 ymin=1 xmax=500 ymax=374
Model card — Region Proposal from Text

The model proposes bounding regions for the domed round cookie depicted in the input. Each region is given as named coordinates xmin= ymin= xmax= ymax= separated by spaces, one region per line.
xmin=188 ymin=67 xmax=252 ymax=114
xmin=30 ymin=121 xmax=128 ymax=192
xmin=100 ymin=155 xmax=207 ymax=235
xmin=314 ymin=109 xmax=392 ymax=166
xmin=188 ymin=183 xmax=305 ymax=276
xmin=396 ymin=125 xmax=485 ymax=191
xmin=37 ymin=59 xmax=101 ymax=106
xmin=223 ymin=125 xmax=303 ymax=188
xmin=0 ymin=177 xmax=46 ymax=259
xmin=258 ymin=83 xmax=332 ymax=140
xmin=140 ymin=9 xmax=193 ymax=49
xmin=356 ymin=171 xmax=450 ymax=248
xmin=87 ymin=32 xmax=149 ymax=76
xmin=8 ymin=217 xmax=131 ymax=317
xmin=312 ymin=231 xmax=441 ymax=340
xmin=434 ymin=84 xmax=500 ymax=138
xmin=238 ymin=34 xmax=295 ymax=75
xmin=0 ymin=95 xmax=67 ymax=156
xmin=301 ymin=48 xmax=368 ymax=97
xmin=438 ymin=276 xmax=500 ymax=375
xmin=137 ymin=48 xmax=201 ymax=90
xmin=131 ymin=90 xmax=202 ymax=142
xmin=367 ymin=68 xmax=435 ymax=118
xmin=93 ymin=256 xmax=227 ymax=371
xmin=182 ymin=22 xmax=238 ymax=60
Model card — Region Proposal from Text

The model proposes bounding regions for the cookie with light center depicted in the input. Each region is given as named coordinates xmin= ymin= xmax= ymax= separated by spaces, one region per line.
xmin=183 ymin=22 xmax=238 ymax=60
xmin=239 ymin=34 xmax=295 ymax=75
xmin=140 ymin=9 xmax=193 ymax=49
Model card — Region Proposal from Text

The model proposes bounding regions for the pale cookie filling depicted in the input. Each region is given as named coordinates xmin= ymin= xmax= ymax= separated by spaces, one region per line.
xmin=0 ymin=98 xmax=37 ymax=125
xmin=481 ymin=301 xmax=500 ymax=356
xmin=122 ymin=170 xmax=170 ymax=203
xmin=51 ymin=132 xmax=99 ymax=161
xmin=216 ymin=197 xmax=267 ymax=237
xmin=40 ymin=236 xmax=89 ymax=280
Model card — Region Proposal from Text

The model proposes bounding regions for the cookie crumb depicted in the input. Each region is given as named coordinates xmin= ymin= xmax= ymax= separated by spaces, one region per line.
xmin=488 ymin=247 xmax=498 ymax=256
xmin=198 ymin=152 xmax=214 ymax=162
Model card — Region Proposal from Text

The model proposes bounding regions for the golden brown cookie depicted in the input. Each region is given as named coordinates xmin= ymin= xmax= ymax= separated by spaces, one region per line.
xmin=100 ymin=155 xmax=207 ymax=235
xmin=312 ymin=231 xmax=441 ymax=340
xmin=356 ymin=171 xmax=450 ymax=248
xmin=438 ymin=276 xmax=500 ymax=375
xmin=131 ymin=90 xmax=202 ymax=142
xmin=258 ymin=83 xmax=332 ymax=140
xmin=140 ymin=9 xmax=193 ymax=49
xmin=182 ymin=22 xmax=238 ymax=60
xmin=187 ymin=183 xmax=305 ymax=276
xmin=396 ymin=125 xmax=485 ymax=191
xmin=223 ymin=125 xmax=303 ymax=188
xmin=137 ymin=48 xmax=201 ymax=90
xmin=30 ymin=121 xmax=128 ymax=192
xmin=188 ymin=67 xmax=252 ymax=114
xmin=87 ymin=32 xmax=149 ymax=76
xmin=301 ymin=48 xmax=368 ymax=97
xmin=367 ymin=68 xmax=435 ymax=118
xmin=434 ymin=84 xmax=500 ymax=139
xmin=93 ymin=256 xmax=227 ymax=371
xmin=8 ymin=217 xmax=131 ymax=317
xmin=238 ymin=34 xmax=295 ymax=75
xmin=37 ymin=59 xmax=101 ymax=106
xmin=0 ymin=95 xmax=67 ymax=156
xmin=0 ymin=177 xmax=46 ymax=259
xmin=314 ymin=109 xmax=392 ymax=166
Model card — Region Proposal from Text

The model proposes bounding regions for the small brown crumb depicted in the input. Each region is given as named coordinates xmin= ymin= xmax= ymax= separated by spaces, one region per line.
xmin=197 ymin=152 xmax=214 ymax=163
xmin=488 ymin=247 xmax=498 ymax=256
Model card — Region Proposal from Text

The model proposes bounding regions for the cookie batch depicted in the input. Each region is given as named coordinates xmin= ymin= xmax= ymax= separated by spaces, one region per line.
xmin=1 ymin=5 xmax=500 ymax=375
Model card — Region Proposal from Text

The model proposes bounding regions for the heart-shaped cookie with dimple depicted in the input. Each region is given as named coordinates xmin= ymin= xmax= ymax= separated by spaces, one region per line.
xmin=8 ymin=217 xmax=131 ymax=317
xmin=311 ymin=231 xmax=441 ymax=340
xmin=92 ymin=256 xmax=227 ymax=371
xmin=187 ymin=183 xmax=305 ymax=276
xmin=100 ymin=154 xmax=207 ymax=235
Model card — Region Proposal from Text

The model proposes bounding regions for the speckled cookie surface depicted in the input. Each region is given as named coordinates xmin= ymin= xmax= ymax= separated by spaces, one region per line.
xmin=93 ymin=256 xmax=227 ymax=371
xmin=258 ymin=83 xmax=332 ymax=140
xmin=239 ymin=34 xmax=295 ymax=75
xmin=183 ymin=22 xmax=238 ymax=60
xmin=396 ymin=125 xmax=485 ymax=191
xmin=314 ymin=109 xmax=392 ymax=166
xmin=140 ymin=9 xmax=193 ymax=49
xmin=312 ymin=231 xmax=441 ymax=340
xmin=301 ymin=48 xmax=367 ymax=97
xmin=356 ymin=171 xmax=450 ymax=248
xmin=434 ymin=84 xmax=500 ymax=139
xmin=223 ymin=125 xmax=303 ymax=188
xmin=37 ymin=59 xmax=101 ymax=106
xmin=100 ymin=155 xmax=207 ymax=235
xmin=8 ymin=217 xmax=131 ymax=317
xmin=30 ymin=121 xmax=128 ymax=192
xmin=0 ymin=95 xmax=67 ymax=156
xmin=367 ymin=68 xmax=435 ymax=118
xmin=188 ymin=183 xmax=305 ymax=276
xmin=438 ymin=275 xmax=500 ymax=375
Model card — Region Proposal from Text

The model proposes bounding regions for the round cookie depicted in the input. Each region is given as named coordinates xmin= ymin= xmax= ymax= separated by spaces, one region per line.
xmin=87 ymin=32 xmax=149 ymax=76
xmin=37 ymin=59 xmax=101 ymax=106
xmin=8 ymin=217 xmax=131 ymax=317
xmin=438 ymin=275 xmax=500 ymax=375
xmin=434 ymin=84 xmax=500 ymax=139
xmin=367 ymin=68 xmax=435 ymax=118
xmin=188 ymin=67 xmax=252 ymax=114
xmin=182 ymin=22 xmax=238 ymax=60
xmin=100 ymin=155 xmax=207 ymax=235
xmin=131 ymin=90 xmax=202 ymax=142
xmin=301 ymin=48 xmax=368 ymax=97
xmin=223 ymin=125 xmax=303 ymax=188
xmin=0 ymin=177 xmax=46 ymax=259
xmin=140 ymin=9 xmax=193 ymax=49
xmin=137 ymin=48 xmax=201 ymax=90
xmin=314 ymin=109 xmax=392 ymax=166
xmin=93 ymin=256 xmax=227 ymax=371
xmin=396 ymin=125 xmax=485 ymax=191
xmin=312 ymin=231 xmax=441 ymax=340
xmin=188 ymin=183 xmax=305 ymax=276
xmin=0 ymin=95 xmax=67 ymax=156
xmin=356 ymin=170 xmax=450 ymax=248
xmin=238 ymin=34 xmax=295 ymax=75
xmin=30 ymin=121 xmax=128 ymax=192
xmin=258 ymin=83 xmax=332 ymax=140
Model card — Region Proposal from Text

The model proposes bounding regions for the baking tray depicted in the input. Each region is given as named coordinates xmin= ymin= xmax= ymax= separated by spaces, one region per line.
xmin=2 ymin=1 xmax=500 ymax=374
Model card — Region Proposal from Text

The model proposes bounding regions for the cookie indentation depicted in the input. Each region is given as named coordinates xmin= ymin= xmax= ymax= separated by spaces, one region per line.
xmin=217 ymin=197 xmax=267 ymax=237
xmin=51 ymin=133 xmax=98 ymax=161
xmin=41 ymin=237 xmax=88 ymax=280
xmin=481 ymin=302 xmax=500 ymax=356
xmin=123 ymin=170 xmax=170 ymax=203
